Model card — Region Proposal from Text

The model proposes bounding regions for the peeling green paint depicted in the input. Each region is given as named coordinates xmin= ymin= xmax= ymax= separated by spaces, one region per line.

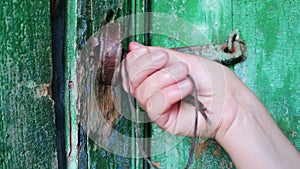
xmin=0 ymin=1 xmax=57 ymax=168
xmin=233 ymin=0 xmax=300 ymax=152
xmin=64 ymin=0 xmax=79 ymax=168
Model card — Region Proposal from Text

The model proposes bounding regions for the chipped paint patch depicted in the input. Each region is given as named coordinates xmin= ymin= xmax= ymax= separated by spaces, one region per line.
xmin=35 ymin=84 xmax=52 ymax=98
xmin=19 ymin=81 xmax=52 ymax=98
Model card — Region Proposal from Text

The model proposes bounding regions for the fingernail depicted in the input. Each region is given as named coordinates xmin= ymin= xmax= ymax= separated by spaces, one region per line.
xmin=178 ymin=78 xmax=191 ymax=89
xmin=129 ymin=47 xmax=147 ymax=61
xmin=146 ymin=99 xmax=152 ymax=111
xmin=129 ymin=42 xmax=144 ymax=50
xmin=169 ymin=63 xmax=187 ymax=75
xmin=151 ymin=51 xmax=166 ymax=62
xmin=133 ymin=47 xmax=147 ymax=56
xmin=146 ymin=92 xmax=167 ymax=119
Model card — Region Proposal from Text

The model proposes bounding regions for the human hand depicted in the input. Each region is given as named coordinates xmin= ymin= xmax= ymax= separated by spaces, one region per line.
xmin=122 ymin=42 xmax=300 ymax=169
xmin=122 ymin=42 xmax=243 ymax=138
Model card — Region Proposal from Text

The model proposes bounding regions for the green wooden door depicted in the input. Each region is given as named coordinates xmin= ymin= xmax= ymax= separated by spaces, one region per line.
xmin=66 ymin=0 xmax=300 ymax=168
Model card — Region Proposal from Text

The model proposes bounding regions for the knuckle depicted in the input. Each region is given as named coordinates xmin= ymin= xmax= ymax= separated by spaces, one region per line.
xmin=165 ymin=127 xmax=178 ymax=135
xmin=135 ymin=89 xmax=149 ymax=108
xmin=129 ymin=78 xmax=138 ymax=89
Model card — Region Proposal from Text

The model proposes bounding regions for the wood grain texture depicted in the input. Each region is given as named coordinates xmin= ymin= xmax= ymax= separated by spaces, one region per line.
xmin=0 ymin=1 xmax=57 ymax=168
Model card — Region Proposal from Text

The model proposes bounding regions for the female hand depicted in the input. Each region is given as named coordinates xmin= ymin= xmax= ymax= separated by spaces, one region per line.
xmin=122 ymin=42 xmax=242 ymax=138
xmin=122 ymin=42 xmax=300 ymax=169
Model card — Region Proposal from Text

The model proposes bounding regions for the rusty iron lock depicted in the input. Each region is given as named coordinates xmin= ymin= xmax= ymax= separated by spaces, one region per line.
xmin=88 ymin=23 xmax=247 ymax=85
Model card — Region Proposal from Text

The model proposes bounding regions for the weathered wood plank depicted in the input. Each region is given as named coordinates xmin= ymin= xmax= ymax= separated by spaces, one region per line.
xmin=64 ymin=0 xmax=83 ymax=168
xmin=232 ymin=0 xmax=300 ymax=152
xmin=0 ymin=1 xmax=57 ymax=168
xmin=74 ymin=0 xmax=134 ymax=168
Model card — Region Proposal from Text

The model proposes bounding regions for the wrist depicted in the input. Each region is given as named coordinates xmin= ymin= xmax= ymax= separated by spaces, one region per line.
xmin=214 ymin=79 xmax=300 ymax=169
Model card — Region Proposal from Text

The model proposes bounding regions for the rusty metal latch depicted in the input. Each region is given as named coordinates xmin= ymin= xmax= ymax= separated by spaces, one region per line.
xmin=172 ymin=30 xmax=246 ymax=66
xmin=87 ymin=23 xmax=247 ymax=85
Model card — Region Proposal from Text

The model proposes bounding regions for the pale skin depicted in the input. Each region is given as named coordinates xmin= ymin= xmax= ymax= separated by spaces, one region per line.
xmin=122 ymin=42 xmax=300 ymax=169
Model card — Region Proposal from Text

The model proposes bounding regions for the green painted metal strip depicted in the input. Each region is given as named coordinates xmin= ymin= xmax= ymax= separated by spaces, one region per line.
xmin=129 ymin=2 xmax=139 ymax=169
xmin=64 ymin=0 xmax=78 ymax=168
xmin=131 ymin=1 xmax=148 ymax=168
xmin=134 ymin=1 xmax=153 ymax=168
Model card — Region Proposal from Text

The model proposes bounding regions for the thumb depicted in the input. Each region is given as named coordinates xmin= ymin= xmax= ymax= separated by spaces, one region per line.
xmin=129 ymin=42 xmax=145 ymax=51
